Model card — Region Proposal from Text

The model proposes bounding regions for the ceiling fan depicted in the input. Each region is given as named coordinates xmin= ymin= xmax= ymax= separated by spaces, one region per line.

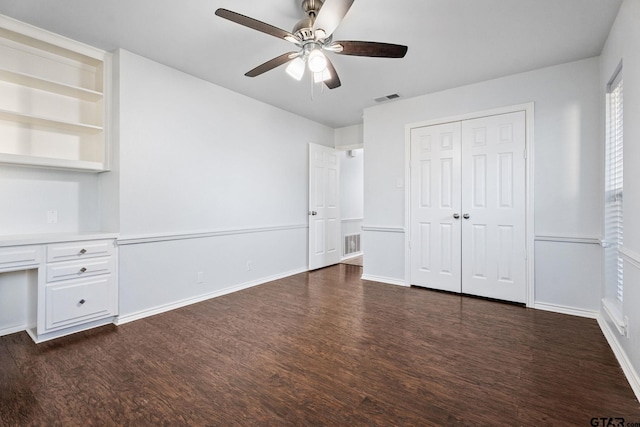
xmin=215 ymin=0 xmax=408 ymax=89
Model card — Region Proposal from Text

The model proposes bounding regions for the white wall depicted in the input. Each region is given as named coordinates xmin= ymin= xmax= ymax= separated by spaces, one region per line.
xmin=339 ymin=148 xmax=363 ymax=258
xmin=363 ymin=57 xmax=603 ymax=312
xmin=113 ymin=50 xmax=334 ymax=319
xmin=335 ymin=123 xmax=364 ymax=149
xmin=0 ymin=165 xmax=101 ymax=235
xmin=598 ymin=0 xmax=640 ymax=398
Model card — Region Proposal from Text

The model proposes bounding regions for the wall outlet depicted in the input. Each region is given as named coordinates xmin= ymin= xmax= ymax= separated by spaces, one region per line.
xmin=46 ymin=210 xmax=58 ymax=224
xmin=196 ymin=272 xmax=204 ymax=284
xmin=246 ymin=261 xmax=252 ymax=271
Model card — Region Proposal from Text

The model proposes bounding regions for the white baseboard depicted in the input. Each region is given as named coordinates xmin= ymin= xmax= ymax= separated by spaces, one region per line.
xmin=533 ymin=302 xmax=599 ymax=319
xmin=0 ymin=323 xmax=27 ymax=338
xmin=598 ymin=314 xmax=640 ymax=402
xmin=115 ymin=267 xmax=308 ymax=325
xmin=341 ymin=252 xmax=363 ymax=261
xmin=361 ymin=274 xmax=409 ymax=287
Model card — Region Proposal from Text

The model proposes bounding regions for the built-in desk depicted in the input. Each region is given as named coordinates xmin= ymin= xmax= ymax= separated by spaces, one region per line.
xmin=0 ymin=233 xmax=118 ymax=343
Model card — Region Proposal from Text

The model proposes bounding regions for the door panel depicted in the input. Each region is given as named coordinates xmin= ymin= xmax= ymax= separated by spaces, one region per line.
xmin=309 ymin=143 xmax=341 ymax=270
xmin=410 ymin=122 xmax=462 ymax=292
xmin=410 ymin=111 xmax=527 ymax=303
xmin=461 ymin=111 xmax=526 ymax=302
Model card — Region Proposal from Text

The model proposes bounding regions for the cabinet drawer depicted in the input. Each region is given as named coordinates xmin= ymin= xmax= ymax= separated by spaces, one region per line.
xmin=47 ymin=240 xmax=114 ymax=263
xmin=46 ymin=257 xmax=113 ymax=282
xmin=44 ymin=275 xmax=115 ymax=332
xmin=0 ymin=245 xmax=41 ymax=272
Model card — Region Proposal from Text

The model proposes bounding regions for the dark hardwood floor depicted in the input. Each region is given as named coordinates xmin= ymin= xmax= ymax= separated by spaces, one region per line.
xmin=1 ymin=264 xmax=639 ymax=426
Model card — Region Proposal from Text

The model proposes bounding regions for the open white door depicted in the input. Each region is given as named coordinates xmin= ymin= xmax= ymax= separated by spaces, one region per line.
xmin=309 ymin=143 xmax=341 ymax=270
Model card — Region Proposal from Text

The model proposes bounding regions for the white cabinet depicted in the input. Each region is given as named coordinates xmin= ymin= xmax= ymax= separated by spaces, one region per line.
xmin=0 ymin=234 xmax=118 ymax=342
xmin=44 ymin=275 xmax=115 ymax=331
xmin=0 ymin=245 xmax=41 ymax=271
xmin=38 ymin=238 xmax=117 ymax=338
xmin=0 ymin=15 xmax=110 ymax=172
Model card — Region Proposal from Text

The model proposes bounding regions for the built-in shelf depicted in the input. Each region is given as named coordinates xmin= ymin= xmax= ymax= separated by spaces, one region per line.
xmin=0 ymin=109 xmax=103 ymax=134
xmin=0 ymin=15 xmax=110 ymax=172
xmin=0 ymin=152 xmax=104 ymax=172
xmin=0 ymin=68 xmax=103 ymax=102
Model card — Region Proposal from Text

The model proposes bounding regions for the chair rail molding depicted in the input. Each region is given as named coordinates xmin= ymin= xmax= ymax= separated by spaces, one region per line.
xmin=116 ymin=224 xmax=307 ymax=246
xmin=361 ymin=225 xmax=405 ymax=234
xmin=535 ymin=234 xmax=602 ymax=245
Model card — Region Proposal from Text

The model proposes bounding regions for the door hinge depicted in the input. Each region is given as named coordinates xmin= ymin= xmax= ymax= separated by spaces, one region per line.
xmin=523 ymin=149 xmax=527 ymax=159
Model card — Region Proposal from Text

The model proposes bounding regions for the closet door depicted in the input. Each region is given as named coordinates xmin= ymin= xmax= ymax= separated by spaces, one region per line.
xmin=410 ymin=122 xmax=462 ymax=292
xmin=460 ymin=111 xmax=526 ymax=303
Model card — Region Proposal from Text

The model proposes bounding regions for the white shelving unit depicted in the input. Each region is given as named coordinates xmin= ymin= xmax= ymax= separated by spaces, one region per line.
xmin=0 ymin=16 xmax=110 ymax=172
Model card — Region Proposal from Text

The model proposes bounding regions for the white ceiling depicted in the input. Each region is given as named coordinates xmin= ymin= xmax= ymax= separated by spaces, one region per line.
xmin=0 ymin=0 xmax=622 ymax=128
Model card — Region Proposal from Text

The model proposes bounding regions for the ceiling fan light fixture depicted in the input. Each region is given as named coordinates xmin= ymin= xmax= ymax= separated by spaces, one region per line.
xmin=313 ymin=68 xmax=331 ymax=83
xmin=307 ymin=49 xmax=327 ymax=73
xmin=286 ymin=57 xmax=306 ymax=80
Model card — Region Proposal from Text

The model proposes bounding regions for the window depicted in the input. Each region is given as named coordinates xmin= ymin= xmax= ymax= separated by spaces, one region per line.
xmin=603 ymin=64 xmax=624 ymax=325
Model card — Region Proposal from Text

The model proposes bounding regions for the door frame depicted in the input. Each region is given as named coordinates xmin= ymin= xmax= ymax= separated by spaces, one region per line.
xmin=404 ymin=103 xmax=535 ymax=307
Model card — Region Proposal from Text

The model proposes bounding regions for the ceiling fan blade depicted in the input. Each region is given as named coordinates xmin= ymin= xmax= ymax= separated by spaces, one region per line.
xmin=215 ymin=8 xmax=300 ymax=44
xmin=245 ymin=52 xmax=299 ymax=77
xmin=312 ymin=0 xmax=354 ymax=38
xmin=331 ymin=41 xmax=408 ymax=58
xmin=324 ymin=57 xmax=341 ymax=89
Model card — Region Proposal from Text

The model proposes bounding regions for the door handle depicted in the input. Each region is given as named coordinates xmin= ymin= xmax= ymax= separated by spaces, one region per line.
xmin=309 ymin=211 xmax=318 ymax=216
xmin=453 ymin=213 xmax=460 ymax=219
xmin=463 ymin=213 xmax=470 ymax=219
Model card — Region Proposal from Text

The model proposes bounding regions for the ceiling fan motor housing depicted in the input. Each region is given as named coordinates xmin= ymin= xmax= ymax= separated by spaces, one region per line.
xmin=295 ymin=0 xmax=324 ymax=40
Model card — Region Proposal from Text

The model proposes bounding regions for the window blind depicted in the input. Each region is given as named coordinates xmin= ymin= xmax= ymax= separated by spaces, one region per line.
xmin=604 ymin=70 xmax=623 ymax=306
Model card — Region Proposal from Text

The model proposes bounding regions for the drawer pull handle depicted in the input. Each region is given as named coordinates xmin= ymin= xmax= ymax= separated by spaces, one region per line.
xmin=80 ymin=267 xmax=87 ymax=273
xmin=79 ymin=248 xmax=87 ymax=255
xmin=79 ymin=299 xmax=86 ymax=305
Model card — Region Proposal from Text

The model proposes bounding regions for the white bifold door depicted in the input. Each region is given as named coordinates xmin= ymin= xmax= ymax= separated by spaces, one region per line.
xmin=410 ymin=111 xmax=527 ymax=303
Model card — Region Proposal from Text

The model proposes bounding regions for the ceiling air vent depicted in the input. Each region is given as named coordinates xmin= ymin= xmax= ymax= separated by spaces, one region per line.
xmin=374 ymin=93 xmax=401 ymax=103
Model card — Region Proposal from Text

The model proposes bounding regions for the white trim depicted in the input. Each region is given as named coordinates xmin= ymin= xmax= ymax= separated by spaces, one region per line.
xmin=117 ymin=224 xmax=307 ymax=246
xmin=341 ymin=217 xmax=364 ymax=223
xmin=361 ymin=226 xmax=405 ymax=233
xmin=598 ymin=315 xmax=640 ymax=402
xmin=602 ymin=298 xmax=627 ymax=336
xmin=535 ymin=235 xmax=602 ymax=245
xmin=341 ymin=252 xmax=363 ymax=262
xmin=404 ymin=103 xmax=535 ymax=306
xmin=619 ymin=246 xmax=640 ymax=270
xmin=0 ymin=14 xmax=106 ymax=60
xmin=534 ymin=302 xmax=599 ymax=319
xmin=361 ymin=274 xmax=410 ymax=287
xmin=27 ymin=317 xmax=116 ymax=343
xmin=115 ymin=267 xmax=307 ymax=325
xmin=524 ymin=103 xmax=536 ymax=308
xmin=0 ymin=232 xmax=119 ymax=247
xmin=0 ymin=323 xmax=27 ymax=337
xmin=405 ymin=103 xmax=536 ymax=130
xmin=335 ymin=143 xmax=363 ymax=151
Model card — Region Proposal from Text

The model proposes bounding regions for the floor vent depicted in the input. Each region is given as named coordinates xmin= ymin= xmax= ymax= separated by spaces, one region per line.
xmin=344 ymin=234 xmax=361 ymax=256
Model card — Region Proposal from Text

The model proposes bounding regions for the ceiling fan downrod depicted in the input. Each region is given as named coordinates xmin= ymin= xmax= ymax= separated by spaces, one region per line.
xmin=294 ymin=0 xmax=324 ymax=41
